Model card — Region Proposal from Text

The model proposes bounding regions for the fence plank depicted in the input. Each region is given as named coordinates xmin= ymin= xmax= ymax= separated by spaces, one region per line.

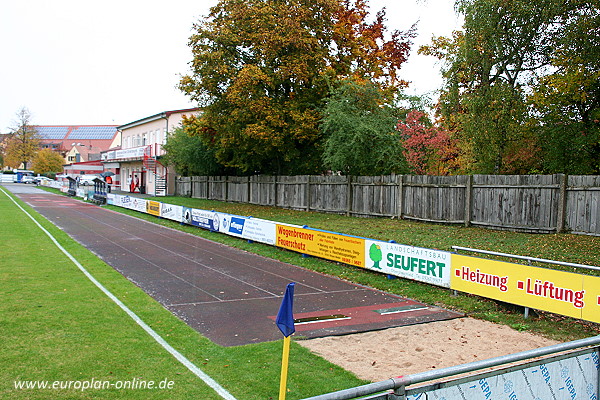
xmin=174 ymin=174 xmax=600 ymax=235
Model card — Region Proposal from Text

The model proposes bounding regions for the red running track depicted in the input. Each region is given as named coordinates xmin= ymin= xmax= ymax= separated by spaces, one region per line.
xmin=8 ymin=185 xmax=462 ymax=347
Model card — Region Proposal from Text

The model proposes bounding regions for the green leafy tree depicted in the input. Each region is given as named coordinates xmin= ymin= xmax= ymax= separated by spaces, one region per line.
xmin=180 ymin=0 xmax=414 ymax=175
xmin=369 ymin=243 xmax=382 ymax=269
xmin=162 ymin=123 xmax=224 ymax=176
xmin=529 ymin=0 xmax=600 ymax=174
xmin=31 ymin=148 xmax=64 ymax=176
xmin=4 ymin=108 xmax=40 ymax=169
xmin=321 ymin=79 xmax=408 ymax=175
xmin=423 ymin=0 xmax=564 ymax=173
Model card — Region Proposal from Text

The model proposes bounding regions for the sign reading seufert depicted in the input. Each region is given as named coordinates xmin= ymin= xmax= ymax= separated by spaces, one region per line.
xmin=365 ymin=240 xmax=451 ymax=287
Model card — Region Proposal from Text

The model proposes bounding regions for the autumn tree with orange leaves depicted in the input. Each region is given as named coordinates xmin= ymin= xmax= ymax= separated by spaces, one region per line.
xmin=179 ymin=0 xmax=414 ymax=175
xmin=396 ymin=110 xmax=461 ymax=175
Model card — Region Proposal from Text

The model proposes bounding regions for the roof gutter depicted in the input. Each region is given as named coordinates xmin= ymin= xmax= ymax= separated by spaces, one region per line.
xmin=116 ymin=108 xmax=200 ymax=131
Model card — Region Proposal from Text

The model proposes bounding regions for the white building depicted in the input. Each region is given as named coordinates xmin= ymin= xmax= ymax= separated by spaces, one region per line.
xmin=101 ymin=108 xmax=200 ymax=196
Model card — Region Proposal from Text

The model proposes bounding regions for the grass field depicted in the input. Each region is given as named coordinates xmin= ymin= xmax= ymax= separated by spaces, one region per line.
xmin=0 ymin=188 xmax=366 ymax=400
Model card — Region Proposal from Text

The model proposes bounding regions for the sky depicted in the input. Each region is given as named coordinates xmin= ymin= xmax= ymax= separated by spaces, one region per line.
xmin=0 ymin=0 xmax=462 ymax=134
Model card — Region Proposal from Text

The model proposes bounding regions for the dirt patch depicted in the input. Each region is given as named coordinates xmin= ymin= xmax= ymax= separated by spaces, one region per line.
xmin=297 ymin=316 xmax=560 ymax=382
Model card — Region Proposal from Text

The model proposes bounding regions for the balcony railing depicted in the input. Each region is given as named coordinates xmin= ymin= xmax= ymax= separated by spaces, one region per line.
xmin=101 ymin=144 xmax=165 ymax=162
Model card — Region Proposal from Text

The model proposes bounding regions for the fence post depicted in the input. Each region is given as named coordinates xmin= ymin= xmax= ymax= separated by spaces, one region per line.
xmin=207 ymin=176 xmax=211 ymax=200
xmin=246 ymin=176 xmax=251 ymax=204
xmin=464 ymin=174 xmax=473 ymax=227
xmin=274 ymin=175 xmax=278 ymax=207
xmin=556 ymin=174 xmax=568 ymax=233
xmin=305 ymin=175 xmax=311 ymax=211
xmin=397 ymin=174 xmax=403 ymax=219
xmin=346 ymin=175 xmax=353 ymax=217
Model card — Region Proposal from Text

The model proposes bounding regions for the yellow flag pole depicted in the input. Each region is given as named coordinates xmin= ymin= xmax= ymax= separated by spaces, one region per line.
xmin=278 ymin=335 xmax=291 ymax=400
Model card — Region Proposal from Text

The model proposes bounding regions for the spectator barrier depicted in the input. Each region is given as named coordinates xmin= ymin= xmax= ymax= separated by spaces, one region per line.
xmin=299 ymin=335 xmax=600 ymax=400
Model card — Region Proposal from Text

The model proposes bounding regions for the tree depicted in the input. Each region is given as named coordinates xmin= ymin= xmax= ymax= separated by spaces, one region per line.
xmin=321 ymin=79 xmax=408 ymax=175
xmin=368 ymin=243 xmax=382 ymax=269
xmin=161 ymin=123 xmax=225 ymax=176
xmin=397 ymin=110 xmax=460 ymax=175
xmin=179 ymin=0 xmax=414 ymax=175
xmin=4 ymin=108 xmax=40 ymax=169
xmin=31 ymin=149 xmax=64 ymax=176
xmin=529 ymin=0 xmax=600 ymax=174
xmin=423 ymin=0 xmax=564 ymax=173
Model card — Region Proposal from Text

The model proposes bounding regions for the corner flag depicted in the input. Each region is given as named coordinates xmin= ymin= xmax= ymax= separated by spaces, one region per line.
xmin=276 ymin=282 xmax=296 ymax=400
xmin=276 ymin=282 xmax=295 ymax=337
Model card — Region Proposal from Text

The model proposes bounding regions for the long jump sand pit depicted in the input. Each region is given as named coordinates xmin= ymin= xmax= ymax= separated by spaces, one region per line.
xmin=298 ymin=316 xmax=560 ymax=382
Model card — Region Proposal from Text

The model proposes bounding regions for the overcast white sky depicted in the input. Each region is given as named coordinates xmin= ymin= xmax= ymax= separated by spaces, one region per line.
xmin=0 ymin=0 xmax=461 ymax=134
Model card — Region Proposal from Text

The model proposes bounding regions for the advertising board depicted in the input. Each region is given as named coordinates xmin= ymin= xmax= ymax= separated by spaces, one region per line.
xmin=160 ymin=203 xmax=184 ymax=223
xmin=182 ymin=207 xmax=219 ymax=231
xmin=451 ymin=254 xmax=589 ymax=320
xmin=216 ymin=213 xmax=276 ymax=245
xmin=117 ymin=195 xmax=133 ymax=210
xmin=146 ymin=201 xmax=161 ymax=217
xmin=130 ymin=197 xmax=147 ymax=213
xmin=582 ymin=274 xmax=600 ymax=324
xmin=365 ymin=240 xmax=451 ymax=287
xmin=276 ymin=225 xmax=365 ymax=267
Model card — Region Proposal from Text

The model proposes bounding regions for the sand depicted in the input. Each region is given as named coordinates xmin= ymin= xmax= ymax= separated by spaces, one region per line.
xmin=297 ymin=316 xmax=560 ymax=383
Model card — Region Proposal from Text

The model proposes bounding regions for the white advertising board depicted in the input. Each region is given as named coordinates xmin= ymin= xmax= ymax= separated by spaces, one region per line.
xmin=365 ymin=240 xmax=451 ymax=287
xmin=160 ymin=203 xmax=184 ymax=222
xmin=130 ymin=197 xmax=147 ymax=213
xmin=216 ymin=213 xmax=276 ymax=245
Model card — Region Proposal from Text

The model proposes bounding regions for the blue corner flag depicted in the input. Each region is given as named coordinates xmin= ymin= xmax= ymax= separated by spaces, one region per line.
xmin=276 ymin=282 xmax=296 ymax=337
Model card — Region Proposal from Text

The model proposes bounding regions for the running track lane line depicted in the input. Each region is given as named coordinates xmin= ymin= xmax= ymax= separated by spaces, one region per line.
xmin=2 ymin=188 xmax=238 ymax=400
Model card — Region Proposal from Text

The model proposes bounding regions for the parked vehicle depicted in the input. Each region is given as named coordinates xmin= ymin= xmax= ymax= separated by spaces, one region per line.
xmin=78 ymin=175 xmax=100 ymax=185
xmin=21 ymin=176 xmax=36 ymax=184
xmin=34 ymin=177 xmax=53 ymax=185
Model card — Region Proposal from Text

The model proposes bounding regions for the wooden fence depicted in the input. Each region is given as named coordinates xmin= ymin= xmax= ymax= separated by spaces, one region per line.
xmin=175 ymin=174 xmax=600 ymax=236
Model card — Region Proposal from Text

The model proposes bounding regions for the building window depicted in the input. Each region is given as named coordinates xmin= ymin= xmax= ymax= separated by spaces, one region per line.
xmin=68 ymin=156 xmax=75 ymax=162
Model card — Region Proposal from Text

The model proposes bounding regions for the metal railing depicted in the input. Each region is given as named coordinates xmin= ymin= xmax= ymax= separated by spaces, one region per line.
xmin=300 ymin=335 xmax=600 ymax=400
xmin=452 ymin=245 xmax=600 ymax=272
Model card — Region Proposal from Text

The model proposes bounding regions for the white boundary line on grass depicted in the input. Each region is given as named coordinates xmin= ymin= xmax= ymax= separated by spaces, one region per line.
xmin=2 ymin=187 xmax=238 ymax=400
